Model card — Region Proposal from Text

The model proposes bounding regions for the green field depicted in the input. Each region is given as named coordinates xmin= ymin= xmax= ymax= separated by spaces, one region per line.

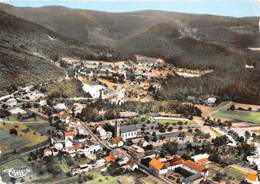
xmin=212 ymin=110 xmax=260 ymax=124
xmin=156 ymin=118 xmax=194 ymax=125
xmin=222 ymin=165 xmax=246 ymax=182
xmin=86 ymin=172 xmax=118 ymax=184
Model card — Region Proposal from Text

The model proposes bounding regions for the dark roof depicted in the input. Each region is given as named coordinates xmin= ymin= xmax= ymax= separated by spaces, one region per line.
xmin=145 ymin=150 xmax=157 ymax=156
xmin=182 ymin=173 xmax=203 ymax=183
xmin=120 ymin=124 xmax=141 ymax=133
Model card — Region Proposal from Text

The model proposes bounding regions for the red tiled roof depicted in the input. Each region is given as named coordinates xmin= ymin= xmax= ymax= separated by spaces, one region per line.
xmin=149 ymin=158 xmax=164 ymax=171
xmin=65 ymin=145 xmax=81 ymax=151
xmin=104 ymin=155 xmax=116 ymax=162
xmin=184 ymin=160 xmax=207 ymax=173
xmin=246 ymin=173 xmax=257 ymax=181
xmin=196 ymin=158 xmax=208 ymax=165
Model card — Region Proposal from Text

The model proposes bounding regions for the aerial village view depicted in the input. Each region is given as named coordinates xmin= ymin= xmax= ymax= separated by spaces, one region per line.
xmin=0 ymin=0 xmax=260 ymax=184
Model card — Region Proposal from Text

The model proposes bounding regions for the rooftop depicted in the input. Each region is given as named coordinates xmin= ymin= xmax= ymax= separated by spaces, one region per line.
xmin=149 ymin=158 xmax=164 ymax=171
xmin=183 ymin=160 xmax=207 ymax=173
xmin=121 ymin=124 xmax=141 ymax=133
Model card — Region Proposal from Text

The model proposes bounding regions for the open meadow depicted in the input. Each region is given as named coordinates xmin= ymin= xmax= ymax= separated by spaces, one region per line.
xmin=212 ymin=110 xmax=260 ymax=124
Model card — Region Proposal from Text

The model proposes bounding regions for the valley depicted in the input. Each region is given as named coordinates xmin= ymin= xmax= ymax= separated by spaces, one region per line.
xmin=0 ymin=2 xmax=259 ymax=184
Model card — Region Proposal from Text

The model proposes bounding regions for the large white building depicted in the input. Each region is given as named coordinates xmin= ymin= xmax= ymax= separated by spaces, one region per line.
xmin=120 ymin=125 xmax=141 ymax=139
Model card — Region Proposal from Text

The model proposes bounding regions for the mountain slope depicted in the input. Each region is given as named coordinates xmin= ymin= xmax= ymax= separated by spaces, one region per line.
xmin=0 ymin=10 xmax=115 ymax=92
xmin=0 ymin=4 xmax=259 ymax=103
xmin=0 ymin=4 xmax=259 ymax=51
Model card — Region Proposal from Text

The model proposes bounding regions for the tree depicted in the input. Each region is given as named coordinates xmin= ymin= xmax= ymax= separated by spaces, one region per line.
xmin=161 ymin=142 xmax=178 ymax=155
xmin=178 ymin=126 xmax=183 ymax=131
xmin=104 ymin=109 xmax=119 ymax=120
xmin=245 ymin=131 xmax=251 ymax=140
xmin=80 ymin=107 xmax=98 ymax=122
xmin=167 ymin=126 xmax=173 ymax=132
xmin=10 ymin=177 xmax=16 ymax=184
xmin=152 ymin=135 xmax=158 ymax=142
xmin=252 ymin=133 xmax=257 ymax=142
xmin=17 ymin=113 xmax=22 ymax=121
xmin=229 ymin=105 xmax=235 ymax=111
xmin=227 ymin=121 xmax=232 ymax=129
xmin=9 ymin=128 xmax=18 ymax=136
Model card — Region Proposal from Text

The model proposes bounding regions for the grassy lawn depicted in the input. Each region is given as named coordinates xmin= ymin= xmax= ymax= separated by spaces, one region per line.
xmin=47 ymin=79 xmax=84 ymax=98
xmin=6 ymin=115 xmax=52 ymax=135
xmin=221 ymin=164 xmax=256 ymax=184
xmin=157 ymin=118 xmax=194 ymax=125
xmin=212 ymin=110 xmax=260 ymax=124
xmin=86 ymin=172 xmax=118 ymax=184
xmin=58 ymin=159 xmax=70 ymax=174
xmin=0 ymin=129 xmax=28 ymax=154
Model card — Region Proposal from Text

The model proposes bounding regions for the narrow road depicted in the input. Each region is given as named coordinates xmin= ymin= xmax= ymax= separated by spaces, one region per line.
xmin=80 ymin=121 xmax=111 ymax=151
xmin=27 ymin=108 xmax=49 ymax=120
xmin=0 ymin=143 xmax=48 ymax=165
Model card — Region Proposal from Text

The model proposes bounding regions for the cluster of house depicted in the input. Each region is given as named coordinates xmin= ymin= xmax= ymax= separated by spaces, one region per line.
xmin=95 ymin=121 xmax=141 ymax=148
xmin=247 ymin=146 xmax=260 ymax=184
xmin=63 ymin=55 xmax=173 ymax=104
xmin=104 ymin=148 xmax=138 ymax=172
xmin=0 ymin=85 xmax=46 ymax=119
xmin=187 ymin=95 xmax=217 ymax=106
xmin=142 ymin=153 xmax=209 ymax=184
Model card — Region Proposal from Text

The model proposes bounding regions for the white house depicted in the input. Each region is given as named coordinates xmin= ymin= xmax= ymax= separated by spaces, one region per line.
xmin=245 ymin=64 xmax=255 ymax=69
xmin=83 ymin=145 xmax=102 ymax=155
xmin=5 ymin=98 xmax=17 ymax=107
xmin=9 ymin=107 xmax=27 ymax=115
xmin=82 ymin=84 xmax=107 ymax=99
xmin=191 ymin=153 xmax=209 ymax=165
xmin=54 ymin=143 xmax=64 ymax=150
xmin=39 ymin=100 xmax=47 ymax=106
xmin=54 ymin=103 xmax=67 ymax=111
xmin=44 ymin=148 xmax=53 ymax=157
xmin=96 ymin=126 xmax=107 ymax=140
xmin=206 ymin=97 xmax=216 ymax=106
xmin=64 ymin=131 xmax=74 ymax=148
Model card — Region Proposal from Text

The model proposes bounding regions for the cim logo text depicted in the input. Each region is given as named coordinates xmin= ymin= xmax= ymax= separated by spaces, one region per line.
xmin=3 ymin=167 xmax=32 ymax=178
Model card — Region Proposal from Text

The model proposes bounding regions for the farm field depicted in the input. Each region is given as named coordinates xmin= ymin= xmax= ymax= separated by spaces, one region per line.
xmin=0 ymin=120 xmax=48 ymax=149
xmin=86 ymin=172 xmax=118 ymax=184
xmin=212 ymin=110 xmax=260 ymax=124
xmin=0 ymin=129 xmax=27 ymax=154
xmin=4 ymin=115 xmax=52 ymax=135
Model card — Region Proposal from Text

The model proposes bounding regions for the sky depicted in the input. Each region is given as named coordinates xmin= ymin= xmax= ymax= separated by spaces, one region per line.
xmin=1 ymin=0 xmax=260 ymax=17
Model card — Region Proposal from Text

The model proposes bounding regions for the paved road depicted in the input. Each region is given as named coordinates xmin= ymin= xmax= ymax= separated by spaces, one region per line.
xmin=209 ymin=101 xmax=233 ymax=119
xmin=80 ymin=121 xmax=111 ymax=151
